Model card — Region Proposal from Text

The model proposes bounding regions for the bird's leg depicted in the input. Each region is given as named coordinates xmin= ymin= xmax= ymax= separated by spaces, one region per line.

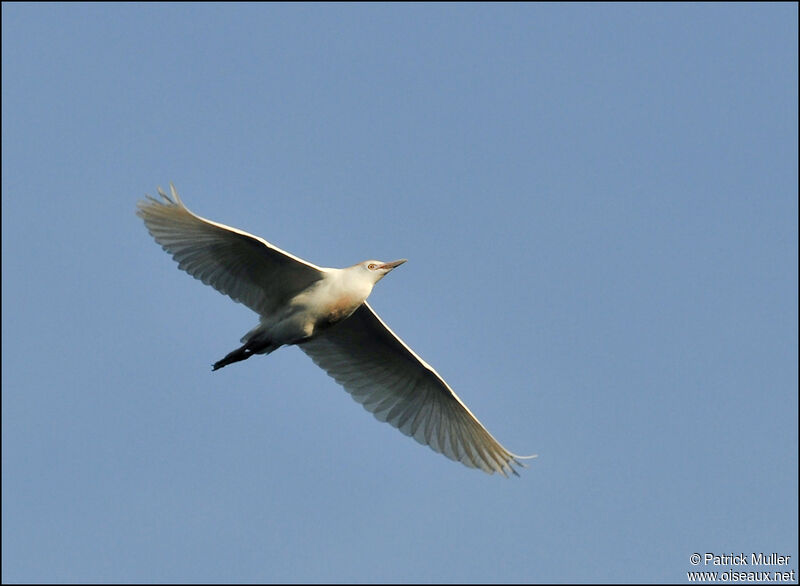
xmin=212 ymin=344 xmax=254 ymax=371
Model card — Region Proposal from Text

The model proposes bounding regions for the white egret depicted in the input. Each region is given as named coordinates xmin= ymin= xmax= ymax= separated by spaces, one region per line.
xmin=137 ymin=185 xmax=535 ymax=476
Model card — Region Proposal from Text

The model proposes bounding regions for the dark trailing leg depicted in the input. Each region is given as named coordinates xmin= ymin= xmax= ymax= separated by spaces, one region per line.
xmin=212 ymin=345 xmax=254 ymax=371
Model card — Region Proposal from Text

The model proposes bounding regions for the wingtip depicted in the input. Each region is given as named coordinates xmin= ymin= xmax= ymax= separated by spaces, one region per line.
xmin=503 ymin=453 xmax=537 ymax=477
xmin=513 ymin=454 xmax=538 ymax=467
xmin=141 ymin=183 xmax=182 ymax=208
xmin=169 ymin=182 xmax=183 ymax=205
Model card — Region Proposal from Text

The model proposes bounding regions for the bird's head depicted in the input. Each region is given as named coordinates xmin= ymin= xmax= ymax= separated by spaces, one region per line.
xmin=360 ymin=258 xmax=407 ymax=283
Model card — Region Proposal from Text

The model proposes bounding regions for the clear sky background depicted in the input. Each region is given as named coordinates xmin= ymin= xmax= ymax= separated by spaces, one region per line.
xmin=2 ymin=3 xmax=797 ymax=583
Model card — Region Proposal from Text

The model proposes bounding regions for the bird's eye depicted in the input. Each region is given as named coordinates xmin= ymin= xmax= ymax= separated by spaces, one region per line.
xmin=368 ymin=263 xmax=377 ymax=270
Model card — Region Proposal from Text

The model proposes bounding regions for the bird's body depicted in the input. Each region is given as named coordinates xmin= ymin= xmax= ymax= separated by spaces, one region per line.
xmin=213 ymin=260 xmax=407 ymax=370
xmin=138 ymin=185 xmax=534 ymax=476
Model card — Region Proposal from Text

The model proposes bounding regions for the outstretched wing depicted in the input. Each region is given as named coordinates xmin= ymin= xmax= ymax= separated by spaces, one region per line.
xmin=137 ymin=184 xmax=324 ymax=317
xmin=299 ymin=302 xmax=535 ymax=476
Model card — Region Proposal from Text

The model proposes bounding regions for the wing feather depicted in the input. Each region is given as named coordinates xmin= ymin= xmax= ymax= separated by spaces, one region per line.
xmin=137 ymin=184 xmax=323 ymax=317
xmin=300 ymin=303 xmax=535 ymax=475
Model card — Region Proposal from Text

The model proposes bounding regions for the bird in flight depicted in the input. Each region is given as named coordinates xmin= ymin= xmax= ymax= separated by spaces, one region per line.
xmin=137 ymin=185 xmax=535 ymax=476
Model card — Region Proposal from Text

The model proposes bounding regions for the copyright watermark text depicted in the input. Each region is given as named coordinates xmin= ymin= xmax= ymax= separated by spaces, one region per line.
xmin=687 ymin=553 xmax=796 ymax=583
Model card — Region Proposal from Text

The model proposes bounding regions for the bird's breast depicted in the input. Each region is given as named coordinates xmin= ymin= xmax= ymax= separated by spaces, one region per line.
xmin=321 ymin=292 xmax=363 ymax=323
xmin=291 ymin=277 xmax=371 ymax=333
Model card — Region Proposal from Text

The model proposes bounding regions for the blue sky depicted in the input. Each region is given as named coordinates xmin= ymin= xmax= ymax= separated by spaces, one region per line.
xmin=2 ymin=3 xmax=797 ymax=583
